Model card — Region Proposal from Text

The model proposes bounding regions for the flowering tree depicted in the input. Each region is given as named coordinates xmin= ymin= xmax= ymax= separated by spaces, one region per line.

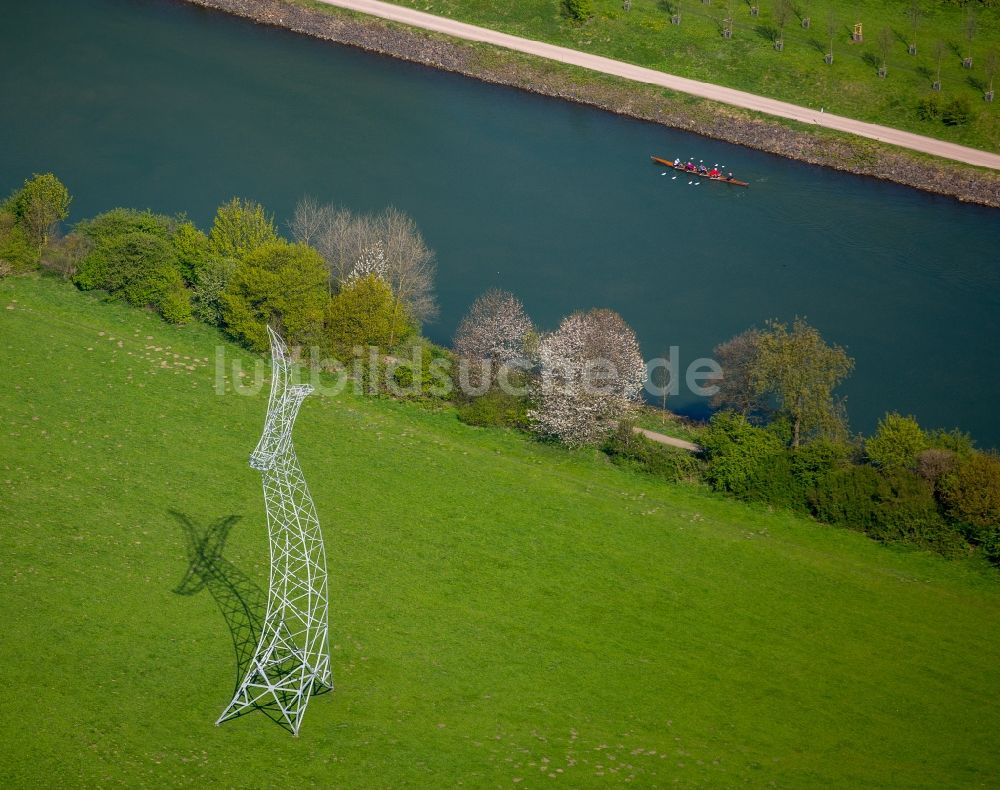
xmin=347 ymin=241 xmax=388 ymax=283
xmin=530 ymin=309 xmax=647 ymax=447
xmin=453 ymin=289 xmax=533 ymax=389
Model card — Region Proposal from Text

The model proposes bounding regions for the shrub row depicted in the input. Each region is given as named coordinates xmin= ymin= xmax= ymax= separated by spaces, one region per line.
xmin=699 ymin=412 xmax=1000 ymax=563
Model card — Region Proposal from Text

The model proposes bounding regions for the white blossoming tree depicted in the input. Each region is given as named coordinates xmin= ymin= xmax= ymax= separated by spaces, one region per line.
xmin=347 ymin=240 xmax=388 ymax=283
xmin=453 ymin=289 xmax=534 ymax=390
xmin=530 ymin=308 xmax=647 ymax=447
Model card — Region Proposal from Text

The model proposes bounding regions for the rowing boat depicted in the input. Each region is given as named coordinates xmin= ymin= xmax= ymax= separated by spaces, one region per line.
xmin=651 ymin=155 xmax=749 ymax=187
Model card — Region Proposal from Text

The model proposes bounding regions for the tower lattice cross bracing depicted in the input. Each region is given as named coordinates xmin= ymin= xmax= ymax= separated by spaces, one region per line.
xmin=217 ymin=326 xmax=332 ymax=735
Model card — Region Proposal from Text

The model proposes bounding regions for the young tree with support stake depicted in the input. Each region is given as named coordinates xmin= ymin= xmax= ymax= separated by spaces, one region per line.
xmin=906 ymin=1 xmax=921 ymax=55
xmin=877 ymin=26 xmax=892 ymax=77
xmin=825 ymin=9 xmax=837 ymax=64
xmin=963 ymin=9 xmax=977 ymax=68
xmin=985 ymin=48 xmax=998 ymax=102
xmin=773 ymin=0 xmax=791 ymax=50
xmin=933 ymin=39 xmax=946 ymax=90
xmin=722 ymin=0 xmax=735 ymax=38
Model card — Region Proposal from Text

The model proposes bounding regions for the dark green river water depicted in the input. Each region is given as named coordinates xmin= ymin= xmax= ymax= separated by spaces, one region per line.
xmin=2 ymin=0 xmax=999 ymax=443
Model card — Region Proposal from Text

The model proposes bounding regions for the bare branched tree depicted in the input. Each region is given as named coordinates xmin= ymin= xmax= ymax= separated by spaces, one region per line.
xmin=454 ymin=289 xmax=534 ymax=389
xmin=530 ymin=309 xmax=647 ymax=447
xmin=381 ymin=206 xmax=438 ymax=334
xmin=289 ymin=200 xmax=374 ymax=290
xmin=290 ymin=199 xmax=438 ymax=338
xmin=288 ymin=195 xmax=334 ymax=249
xmin=710 ymin=328 xmax=767 ymax=416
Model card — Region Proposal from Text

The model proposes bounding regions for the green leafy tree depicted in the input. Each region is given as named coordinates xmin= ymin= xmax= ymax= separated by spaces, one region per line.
xmin=192 ymin=256 xmax=237 ymax=326
xmin=158 ymin=284 xmax=194 ymax=324
xmin=700 ymin=411 xmax=784 ymax=497
xmin=74 ymin=231 xmax=191 ymax=323
xmin=388 ymin=340 xmax=452 ymax=400
xmin=790 ymin=437 xmax=852 ymax=490
xmin=209 ymin=198 xmax=279 ymax=260
xmin=220 ymin=241 xmax=327 ymax=351
xmin=942 ymin=97 xmax=972 ymax=126
xmin=562 ymin=0 xmax=594 ymax=22
xmin=916 ymin=96 xmax=941 ymax=121
xmin=753 ymin=318 xmax=854 ymax=447
xmin=0 ymin=211 xmax=39 ymax=273
xmin=809 ymin=465 xmax=884 ymax=532
xmin=865 ymin=412 xmax=928 ymax=471
xmin=76 ymin=208 xmax=176 ymax=246
xmin=171 ymin=220 xmax=213 ymax=284
xmin=932 ymin=39 xmax=946 ymax=88
xmin=939 ymin=452 xmax=1000 ymax=540
xmin=325 ymin=274 xmax=415 ymax=358
xmin=773 ymin=0 xmax=792 ymax=47
xmin=458 ymin=387 xmax=531 ymax=430
xmin=927 ymin=427 xmax=975 ymax=456
xmin=3 ymin=173 xmax=71 ymax=248
xmin=809 ymin=465 xmax=964 ymax=557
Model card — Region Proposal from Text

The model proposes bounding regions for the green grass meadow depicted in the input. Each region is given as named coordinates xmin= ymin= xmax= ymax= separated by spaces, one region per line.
xmin=379 ymin=0 xmax=1000 ymax=152
xmin=2 ymin=275 xmax=999 ymax=786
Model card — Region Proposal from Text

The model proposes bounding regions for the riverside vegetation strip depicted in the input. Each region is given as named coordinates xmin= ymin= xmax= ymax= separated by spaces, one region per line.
xmin=2 ymin=274 xmax=1000 ymax=785
xmin=182 ymin=0 xmax=1000 ymax=206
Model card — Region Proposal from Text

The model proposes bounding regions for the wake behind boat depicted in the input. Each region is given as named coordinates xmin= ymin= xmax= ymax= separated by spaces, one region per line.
xmin=651 ymin=155 xmax=749 ymax=187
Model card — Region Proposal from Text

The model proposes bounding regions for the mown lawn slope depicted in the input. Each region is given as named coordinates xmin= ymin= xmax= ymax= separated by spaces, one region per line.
xmin=1 ymin=275 xmax=998 ymax=786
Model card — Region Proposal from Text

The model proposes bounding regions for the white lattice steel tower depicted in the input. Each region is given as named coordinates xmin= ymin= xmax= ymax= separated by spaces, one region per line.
xmin=217 ymin=326 xmax=332 ymax=735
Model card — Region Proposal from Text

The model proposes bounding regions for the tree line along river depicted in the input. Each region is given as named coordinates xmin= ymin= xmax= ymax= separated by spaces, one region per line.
xmin=2 ymin=0 xmax=999 ymax=445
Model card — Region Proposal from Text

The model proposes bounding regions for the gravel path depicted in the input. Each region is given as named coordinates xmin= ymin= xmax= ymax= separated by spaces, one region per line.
xmin=633 ymin=427 xmax=701 ymax=453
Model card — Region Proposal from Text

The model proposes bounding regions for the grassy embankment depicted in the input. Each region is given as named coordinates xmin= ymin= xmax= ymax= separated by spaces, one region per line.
xmin=2 ymin=274 xmax=1000 ymax=786
xmin=384 ymin=0 xmax=1000 ymax=152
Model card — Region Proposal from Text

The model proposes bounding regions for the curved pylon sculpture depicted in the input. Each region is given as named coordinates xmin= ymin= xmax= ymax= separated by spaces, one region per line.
xmin=217 ymin=326 xmax=332 ymax=735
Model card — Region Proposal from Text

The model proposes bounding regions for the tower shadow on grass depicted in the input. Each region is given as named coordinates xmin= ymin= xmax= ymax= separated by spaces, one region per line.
xmin=170 ymin=510 xmax=331 ymax=734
